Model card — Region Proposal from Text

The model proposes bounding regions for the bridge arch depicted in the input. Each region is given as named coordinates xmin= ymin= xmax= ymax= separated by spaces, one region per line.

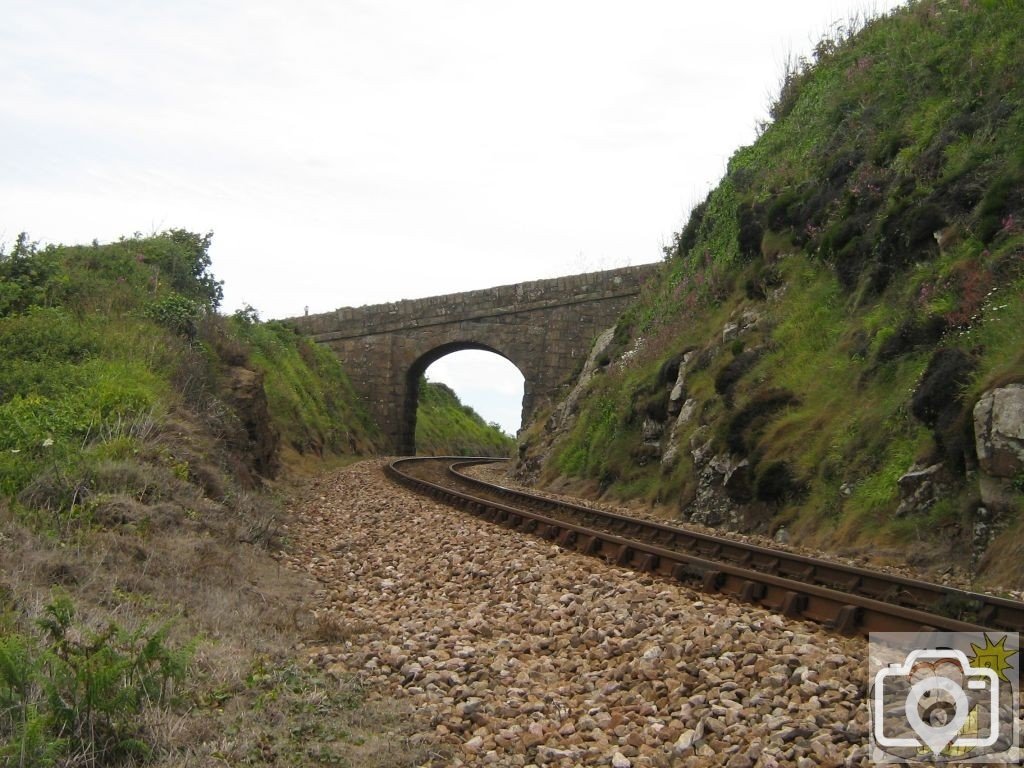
xmin=288 ymin=264 xmax=656 ymax=453
xmin=403 ymin=342 xmax=526 ymax=455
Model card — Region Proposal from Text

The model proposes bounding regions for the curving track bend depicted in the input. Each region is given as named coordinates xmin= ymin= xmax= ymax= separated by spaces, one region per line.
xmin=387 ymin=456 xmax=1024 ymax=637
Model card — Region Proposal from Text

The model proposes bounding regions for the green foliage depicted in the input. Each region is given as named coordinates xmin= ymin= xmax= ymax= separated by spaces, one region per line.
xmin=541 ymin=2 xmax=1024 ymax=559
xmin=0 ymin=236 xmax=64 ymax=317
xmin=415 ymin=379 xmax=514 ymax=457
xmin=0 ymin=229 xmax=382 ymax=511
xmin=232 ymin=318 xmax=382 ymax=456
xmin=0 ymin=591 xmax=190 ymax=766
xmin=144 ymin=293 xmax=202 ymax=341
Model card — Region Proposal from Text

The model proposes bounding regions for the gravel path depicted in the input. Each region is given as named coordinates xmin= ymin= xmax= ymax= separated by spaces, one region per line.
xmin=279 ymin=459 xmax=872 ymax=767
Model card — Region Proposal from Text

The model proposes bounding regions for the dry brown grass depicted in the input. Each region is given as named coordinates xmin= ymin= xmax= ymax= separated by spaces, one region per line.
xmin=310 ymin=610 xmax=375 ymax=644
xmin=0 ymin=443 xmax=439 ymax=767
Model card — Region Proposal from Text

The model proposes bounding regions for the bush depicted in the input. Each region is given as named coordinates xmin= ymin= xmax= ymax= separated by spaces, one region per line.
xmin=876 ymin=315 xmax=948 ymax=362
xmin=975 ymin=169 xmax=1024 ymax=244
xmin=714 ymin=349 xmax=764 ymax=401
xmin=0 ymin=591 xmax=190 ymax=766
xmin=766 ymin=189 xmax=803 ymax=231
xmin=144 ymin=293 xmax=202 ymax=341
xmin=755 ymin=461 xmax=806 ymax=504
xmin=911 ymin=347 xmax=977 ymax=428
xmin=725 ymin=390 xmax=798 ymax=455
xmin=736 ymin=203 xmax=764 ymax=260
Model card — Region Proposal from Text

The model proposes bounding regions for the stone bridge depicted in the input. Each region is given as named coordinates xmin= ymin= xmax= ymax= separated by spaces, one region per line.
xmin=288 ymin=264 xmax=658 ymax=453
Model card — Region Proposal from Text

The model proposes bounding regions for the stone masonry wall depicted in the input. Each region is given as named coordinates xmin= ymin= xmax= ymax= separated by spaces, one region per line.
xmin=287 ymin=264 xmax=658 ymax=453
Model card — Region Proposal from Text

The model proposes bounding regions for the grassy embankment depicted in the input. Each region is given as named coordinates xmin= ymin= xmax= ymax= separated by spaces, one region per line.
xmin=416 ymin=379 xmax=515 ymax=457
xmin=0 ymin=232 xmax=443 ymax=766
xmin=525 ymin=0 xmax=1024 ymax=586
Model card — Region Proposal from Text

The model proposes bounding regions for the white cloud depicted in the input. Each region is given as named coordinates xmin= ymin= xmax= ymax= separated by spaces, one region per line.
xmin=0 ymin=0 xmax=904 ymax=438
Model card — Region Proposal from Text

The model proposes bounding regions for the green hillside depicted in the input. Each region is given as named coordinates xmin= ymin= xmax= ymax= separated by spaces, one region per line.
xmin=0 ymin=231 xmax=418 ymax=765
xmin=522 ymin=0 xmax=1024 ymax=587
xmin=0 ymin=230 xmax=382 ymax=499
xmin=416 ymin=378 xmax=515 ymax=457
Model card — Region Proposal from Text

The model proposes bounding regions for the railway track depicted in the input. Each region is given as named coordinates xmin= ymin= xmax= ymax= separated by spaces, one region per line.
xmin=386 ymin=456 xmax=1024 ymax=637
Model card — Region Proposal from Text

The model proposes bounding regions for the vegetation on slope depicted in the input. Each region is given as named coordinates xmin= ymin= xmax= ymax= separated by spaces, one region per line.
xmin=0 ymin=231 xmax=440 ymax=765
xmin=416 ymin=378 xmax=515 ymax=457
xmin=525 ymin=0 xmax=1024 ymax=587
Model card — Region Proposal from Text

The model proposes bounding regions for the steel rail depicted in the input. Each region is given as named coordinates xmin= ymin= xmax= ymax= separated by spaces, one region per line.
xmin=386 ymin=456 xmax=1024 ymax=636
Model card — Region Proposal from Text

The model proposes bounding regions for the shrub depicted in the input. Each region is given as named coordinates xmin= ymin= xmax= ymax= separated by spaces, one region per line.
xmin=755 ymin=461 xmax=806 ymax=504
xmin=665 ymin=195 xmax=710 ymax=259
xmin=975 ymin=169 xmax=1024 ymax=244
xmin=876 ymin=315 xmax=948 ymax=362
xmin=744 ymin=263 xmax=783 ymax=301
xmin=144 ymin=293 xmax=202 ymax=341
xmin=725 ymin=390 xmax=798 ymax=455
xmin=736 ymin=203 xmax=764 ymax=260
xmin=0 ymin=591 xmax=190 ymax=766
xmin=911 ymin=347 xmax=977 ymax=428
xmin=714 ymin=349 xmax=764 ymax=401
xmin=834 ymin=236 xmax=871 ymax=292
xmin=640 ymin=392 xmax=669 ymax=423
xmin=766 ymin=189 xmax=803 ymax=231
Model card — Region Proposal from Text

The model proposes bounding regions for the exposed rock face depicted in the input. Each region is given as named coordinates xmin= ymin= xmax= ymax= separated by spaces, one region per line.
xmin=895 ymin=462 xmax=948 ymax=517
xmin=973 ymin=384 xmax=1024 ymax=511
xmin=225 ymin=365 xmax=280 ymax=480
xmin=721 ymin=310 xmax=761 ymax=344
xmin=660 ymin=352 xmax=699 ymax=470
xmin=516 ymin=328 xmax=616 ymax=481
xmin=974 ymin=384 xmax=1024 ymax=478
xmin=667 ymin=351 xmax=696 ymax=414
xmin=557 ymin=327 xmax=617 ymax=432
xmin=684 ymin=443 xmax=747 ymax=530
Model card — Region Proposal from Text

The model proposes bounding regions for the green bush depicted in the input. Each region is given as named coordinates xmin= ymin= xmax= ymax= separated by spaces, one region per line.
xmin=0 ymin=591 xmax=190 ymax=767
xmin=144 ymin=293 xmax=202 ymax=341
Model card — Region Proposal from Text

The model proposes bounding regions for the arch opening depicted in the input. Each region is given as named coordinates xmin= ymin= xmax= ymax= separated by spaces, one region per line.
xmin=401 ymin=342 xmax=525 ymax=456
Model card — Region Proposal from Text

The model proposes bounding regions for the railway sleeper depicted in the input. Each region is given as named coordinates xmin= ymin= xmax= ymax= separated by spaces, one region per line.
xmin=575 ymin=535 xmax=601 ymax=555
xmin=779 ymin=564 xmax=815 ymax=581
xmin=781 ymin=591 xmax=808 ymax=618
xmin=740 ymin=580 xmax=766 ymax=603
xmin=702 ymin=570 xmax=725 ymax=593
xmin=614 ymin=545 xmax=632 ymax=567
xmin=697 ymin=543 xmax=722 ymax=558
xmin=671 ymin=562 xmax=709 ymax=584
xmin=827 ymin=605 xmax=862 ymax=635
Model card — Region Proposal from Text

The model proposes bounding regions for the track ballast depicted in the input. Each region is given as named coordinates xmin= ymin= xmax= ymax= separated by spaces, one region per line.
xmin=386 ymin=456 xmax=1024 ymax=636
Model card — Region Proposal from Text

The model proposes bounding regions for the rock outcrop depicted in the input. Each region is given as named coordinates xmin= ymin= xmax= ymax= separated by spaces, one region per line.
xmin=515 ymin=328 xmax=616 ymax=481
xmin=973 ymin=383 xmax=1024 ymax=511
xmin=225 ymin=365 xmax=280 ymax=480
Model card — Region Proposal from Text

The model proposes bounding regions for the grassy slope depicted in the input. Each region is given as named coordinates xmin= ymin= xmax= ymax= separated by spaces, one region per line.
xmin=529 ymin=0 xmax=1024 ymax=586
xmin=0 ymin=233 xmax=439 ymax=765
xmin=416 ymin=379 xmax=515 ymax=457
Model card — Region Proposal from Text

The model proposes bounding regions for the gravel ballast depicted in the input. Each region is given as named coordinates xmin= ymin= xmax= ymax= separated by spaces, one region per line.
xmin=279 ymin=460 xmax=873 ymax=767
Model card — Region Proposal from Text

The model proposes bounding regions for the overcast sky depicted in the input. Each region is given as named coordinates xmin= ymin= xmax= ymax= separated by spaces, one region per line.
xmin=2 ymin=0 xmax=902 ymax=436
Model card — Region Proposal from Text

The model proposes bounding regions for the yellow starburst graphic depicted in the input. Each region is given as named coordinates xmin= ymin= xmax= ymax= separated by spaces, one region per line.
xmin=968 ymin=634 xmax=1018 ymax=683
